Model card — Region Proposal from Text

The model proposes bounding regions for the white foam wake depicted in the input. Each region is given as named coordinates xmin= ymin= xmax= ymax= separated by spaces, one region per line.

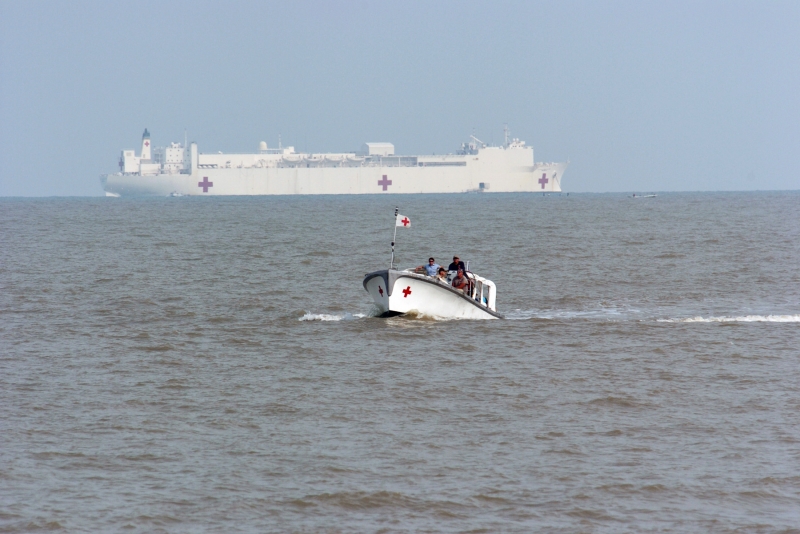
xmin=505 ymin=308 xmax=636 ymax=321
xmin=659 ymin=315 xmax=800 ymax=323
xmin=298 ymin=312 xmax=366 ymax=322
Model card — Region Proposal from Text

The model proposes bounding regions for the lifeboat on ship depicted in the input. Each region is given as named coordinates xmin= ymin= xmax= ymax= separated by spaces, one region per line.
xmin=363 ymin=268 xmax=501 ymax=319
xmin=281 ymin=155 xmax=303 ymax=166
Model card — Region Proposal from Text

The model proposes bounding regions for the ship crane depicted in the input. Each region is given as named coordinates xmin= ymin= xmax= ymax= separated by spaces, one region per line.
xmin=469 ymin=135 xmax=486 ymax=147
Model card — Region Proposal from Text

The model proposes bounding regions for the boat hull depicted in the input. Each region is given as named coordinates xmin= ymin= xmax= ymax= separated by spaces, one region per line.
xmin=100 ymin=161 xmax=567 ymax=197
xmin=363 ymin=270 xmax=501 ymax=320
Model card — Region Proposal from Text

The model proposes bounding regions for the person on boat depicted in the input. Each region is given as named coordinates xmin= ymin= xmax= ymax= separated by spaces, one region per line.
xmin=448 ymin=256 xmax=466 ymax=273
xmin=451 ymin=268 xmax=469 ymax=292
xmin=436 ymin=267 xmax=448 ymax=283
xmin=415 ymin=257 xmax=440 ymax=276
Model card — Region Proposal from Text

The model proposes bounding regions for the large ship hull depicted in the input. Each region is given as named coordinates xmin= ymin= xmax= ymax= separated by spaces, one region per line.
xmin=102 ymin=130 xmax=567 ymax=196
xmin=101 ymin=161 xmax=566 ymax=196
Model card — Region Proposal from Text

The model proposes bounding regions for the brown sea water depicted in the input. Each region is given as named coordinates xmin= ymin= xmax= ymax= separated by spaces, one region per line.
xmin=1 ymin=192 xmax=799 ymax=532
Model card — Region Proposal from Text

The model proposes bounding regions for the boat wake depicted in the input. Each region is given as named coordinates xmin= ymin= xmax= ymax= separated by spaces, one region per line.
xmin=298 ymin=309 xmax=457 ymax=322
xmin=505 ymin=307 xmax=639 ymax=321
xmin=401 ymin=310 xmax=458 ymax=321
xmin=658 ymin=314 xmax=800 ymax=323
xmin=298 ymin=312 xmax=367 ymax=322
xmin=505 ymin=308 xmax=800 ymax=324
xmin=300 ymin=309 xmax=799 ymax=324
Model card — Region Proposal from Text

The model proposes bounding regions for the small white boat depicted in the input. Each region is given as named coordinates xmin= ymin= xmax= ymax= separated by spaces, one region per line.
xmin=364 ymin=208 xmax=502 ymax=319
xmin=363 ymin=268 xmax=501 ymax=319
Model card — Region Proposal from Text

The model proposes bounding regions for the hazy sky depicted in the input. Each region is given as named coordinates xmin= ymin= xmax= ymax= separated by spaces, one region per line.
xmin=1 ymin=0 xmax=798 ymax=195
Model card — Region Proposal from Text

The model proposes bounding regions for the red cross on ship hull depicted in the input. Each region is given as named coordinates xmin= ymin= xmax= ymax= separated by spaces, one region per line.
xmin=538 ymin=173 xmax=549 ymax=190
xmin=377 ymin=175 xmax=392 ymax=191
xmin=198 ymin=176 xmax=213 ymax=193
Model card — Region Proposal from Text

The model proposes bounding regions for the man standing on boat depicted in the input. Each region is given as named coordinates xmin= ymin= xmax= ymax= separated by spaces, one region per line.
xmin=448 ymin=256 xmax=466 ymax=273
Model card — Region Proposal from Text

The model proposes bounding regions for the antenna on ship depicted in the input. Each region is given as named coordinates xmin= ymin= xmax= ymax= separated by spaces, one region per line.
xmin=390 ymin=207 xmax=398 ymax=270
xmin=504 ymin=124 xmax=509 ymax=147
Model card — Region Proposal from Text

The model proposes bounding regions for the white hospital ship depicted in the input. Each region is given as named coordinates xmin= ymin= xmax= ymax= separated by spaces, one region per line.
xmin=101 ymin=128 xmax=567 ymax=196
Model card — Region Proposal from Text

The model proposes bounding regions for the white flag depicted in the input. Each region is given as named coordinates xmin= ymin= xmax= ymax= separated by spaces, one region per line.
xmin=395 ymin=214 xmax=411 ymax=227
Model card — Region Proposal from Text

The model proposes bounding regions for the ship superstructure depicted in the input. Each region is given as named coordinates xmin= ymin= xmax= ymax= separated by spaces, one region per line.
xmin=101 ymin=128 xmax=567 ymax=196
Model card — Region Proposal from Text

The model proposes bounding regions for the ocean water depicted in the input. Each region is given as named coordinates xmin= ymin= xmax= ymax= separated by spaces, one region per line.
xmin=1 ymin=191 xmax=799 ymax=532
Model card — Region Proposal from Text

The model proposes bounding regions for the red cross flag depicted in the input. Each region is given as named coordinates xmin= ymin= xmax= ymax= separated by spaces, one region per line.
xmin=396 ymin=214 xmax=411 ymax=227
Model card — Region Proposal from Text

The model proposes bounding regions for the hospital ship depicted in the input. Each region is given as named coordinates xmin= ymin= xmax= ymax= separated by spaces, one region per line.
xmin=100 ymin=128 xmax=567 ymax=196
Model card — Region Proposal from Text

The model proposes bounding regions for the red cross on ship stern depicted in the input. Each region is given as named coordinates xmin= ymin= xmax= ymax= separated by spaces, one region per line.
xmin=402 ymin=286 xmax=412 ymax=297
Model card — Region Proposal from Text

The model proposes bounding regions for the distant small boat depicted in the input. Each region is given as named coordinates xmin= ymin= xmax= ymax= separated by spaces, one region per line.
xmin=169 ymin=191 xmax=184 ymax=197
xmin=632 ymin=193 xmax=657 ymax=198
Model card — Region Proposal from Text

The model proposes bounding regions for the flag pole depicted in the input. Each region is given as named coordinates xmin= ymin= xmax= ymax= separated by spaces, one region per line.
xmin=390 ymin=206 xmax=398 ymax=270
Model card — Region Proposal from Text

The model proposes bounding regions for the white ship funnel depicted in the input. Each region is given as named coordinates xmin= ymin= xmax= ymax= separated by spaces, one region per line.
xmin=190 ymin=142 xmax=198 ymax=173
xmin=141 ymin=128 xmax=151 ymax=161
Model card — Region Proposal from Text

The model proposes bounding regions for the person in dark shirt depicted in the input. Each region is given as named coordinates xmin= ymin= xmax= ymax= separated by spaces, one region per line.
xmin=448 ymin=256 xmax=466 ymax=272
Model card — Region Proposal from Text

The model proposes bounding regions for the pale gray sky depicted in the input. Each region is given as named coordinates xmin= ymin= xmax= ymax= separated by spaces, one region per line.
xmin=1 ymin=0 xmax=798 ymax=195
